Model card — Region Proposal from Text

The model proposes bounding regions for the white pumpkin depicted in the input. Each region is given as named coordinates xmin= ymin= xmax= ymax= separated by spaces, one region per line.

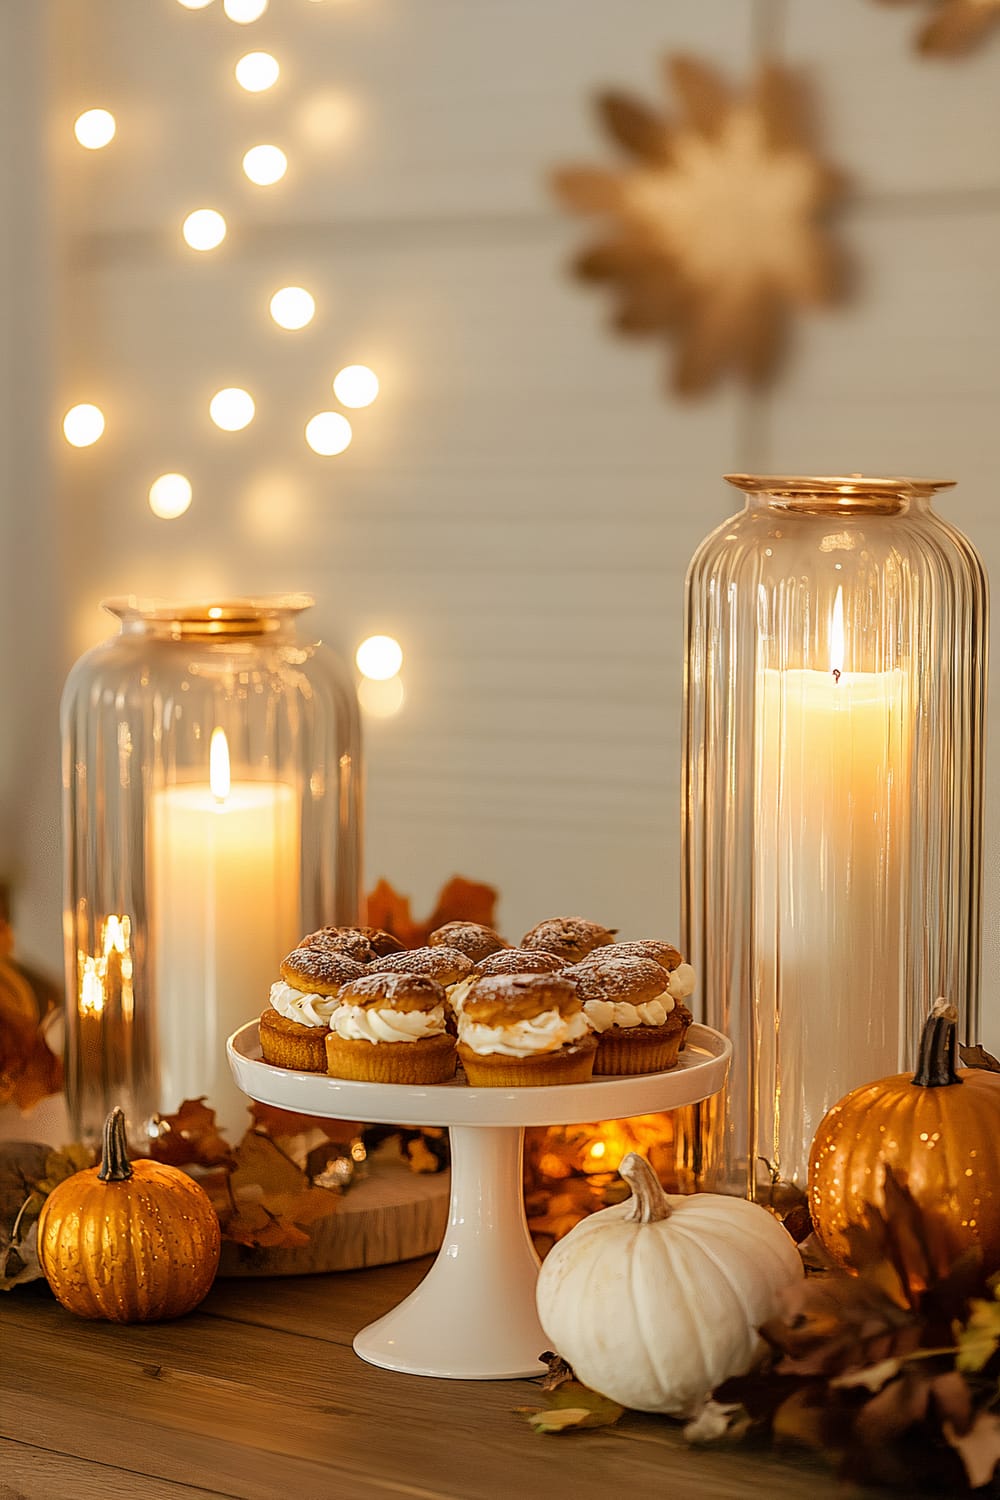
xmin=535 ymin=1152 xmax=803 ymax=1414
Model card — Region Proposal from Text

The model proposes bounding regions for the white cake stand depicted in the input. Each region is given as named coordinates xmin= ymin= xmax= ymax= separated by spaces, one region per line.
xmin=228 ymin=1021 xmax=731 ymax=1381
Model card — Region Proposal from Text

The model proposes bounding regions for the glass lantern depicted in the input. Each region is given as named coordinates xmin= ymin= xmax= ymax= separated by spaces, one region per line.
xmin=62 ymin=596 xmax=363 ymax=1145
xmin=682 ymin=476 xmax=987 ymax=1197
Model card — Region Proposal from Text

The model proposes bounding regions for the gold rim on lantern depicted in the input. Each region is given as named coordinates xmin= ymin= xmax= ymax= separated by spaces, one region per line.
xmin=101 ymin=594 xmax=315 ymax=639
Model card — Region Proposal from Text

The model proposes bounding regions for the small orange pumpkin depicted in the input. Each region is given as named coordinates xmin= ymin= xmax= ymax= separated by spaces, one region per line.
xmin=37 ymin=1106 xmax=221 ymax=1321
xmin=808 ymin=1001 xmax=1000 ymax=1278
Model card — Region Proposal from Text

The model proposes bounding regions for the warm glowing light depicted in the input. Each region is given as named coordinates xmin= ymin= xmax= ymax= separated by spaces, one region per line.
xmin=177 ymin=0 xmax=215 ymax=8
xmin=149 ymin=473 xmax=193 ymax=520
xmin=182 ymin=208 xmax=227 ymax=251
xmin=79 ymin=914 xmax=133 ymax=1019
xmin=242 ymin=144 xmax=287 ymax=185
xmin=358 ymin=675 xmax=405 ymax=718
xmin=269 ymin=286 xmax=315 ymax=330
xmin=223 ymin=0 xmax=268 ymax=20
xmin=831 ymin=586 xmax=845 ymax=678
xmin=305 ymin=411 xmax=352 ymax=455
xmin=356 ymin=634 xmax=403 ymax=681
xmin=296 ymin=91 xmax=358 ymax=149
xmin=333 ymin=364 xmax=379 ymax=409
xmin=235 ymin=51 xmax=280 ymax=92
xmin=210 ymin=728 xmax=231 ymax=801
xmin=74 ymin=109 xmax=116 ymax=150
xmin=209 ymin=387 xmax=255 ymax=431
xmin=63 ymin=403 xmax=105 ymax=447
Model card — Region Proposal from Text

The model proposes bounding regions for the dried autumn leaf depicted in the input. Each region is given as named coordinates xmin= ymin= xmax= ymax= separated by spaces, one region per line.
xmin=829 ymin=1358 xmax=902 ymax=1393
xmin=365 ymin=874 xmax=499 ymax=949
xmin=959 ymin=1043 xmax=1000 ymax=1073
xmin=683 ymin=1399 xmax=750 ymax=1444
xmin=519 ymin=1383 xmax=625 ymax=1434
xmin=150 ymin=1098 xmax=235 ymax=1170
xmin=0 ymin=956 xmax=63 ymax=1111
xmin=943 ymin=1410 xmax=1000 ymax=1490
xmin=538 ymin=1352 xmax=576 ymax=1391
xmin=955 ymin=1285 xmax=1000 ymax=1372
xmin=249 ymin=1101 xmax=361 ymax=1145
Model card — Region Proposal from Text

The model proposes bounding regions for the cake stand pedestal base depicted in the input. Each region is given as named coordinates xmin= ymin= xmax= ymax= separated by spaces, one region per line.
xmin=354 ymin=1124 xmax=544 ymax=1379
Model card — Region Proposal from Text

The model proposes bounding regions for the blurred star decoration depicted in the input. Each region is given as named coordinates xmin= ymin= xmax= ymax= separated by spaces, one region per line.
xmin=877 ymin=0 xmax=1000 ymax=55
xmin=552 ymin=56 xmax=845 ymax=396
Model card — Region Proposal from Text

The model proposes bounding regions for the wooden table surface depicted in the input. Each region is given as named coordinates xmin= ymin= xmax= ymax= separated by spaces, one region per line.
xmin=1 ymin=1258 xmax=882 ymax=1500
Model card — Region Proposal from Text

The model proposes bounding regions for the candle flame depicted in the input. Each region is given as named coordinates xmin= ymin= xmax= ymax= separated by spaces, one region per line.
xmin=78 ymin=913 xmax=133 ymax=1018
xmin=830 ymin=587 xmax=845 ymax=681
xmin=210 ymin=727 xmax=231 ymax=802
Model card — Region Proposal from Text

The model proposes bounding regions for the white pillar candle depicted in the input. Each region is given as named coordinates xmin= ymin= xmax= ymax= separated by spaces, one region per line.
xmin=152 ymin=730 xmax=299 ymax=1140
xmin=754 ymin=592 xmax=910 ymax=1184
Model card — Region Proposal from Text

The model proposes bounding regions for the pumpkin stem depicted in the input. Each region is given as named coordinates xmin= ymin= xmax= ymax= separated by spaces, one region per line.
xmin=912 ymin=998 xmax=962 ymax=1089
xmin=98 ymin=1107 xmax=134 ymax=1182
xmin=620 ymin=1152 xmax=672 ymax=1223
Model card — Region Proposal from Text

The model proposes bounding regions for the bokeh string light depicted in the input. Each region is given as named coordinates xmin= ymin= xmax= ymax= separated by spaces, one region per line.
xmin=242 ymin=144 xmax=288 ymax=185
xmin=74 ymin=109 xmax=116 ymax=150
xmin=63 ymin=404 xmax=106 ymax=447
xmin=177 ymin=0 xmax=215 ymax=9
xmin=305 ymin=411 xmax=352 ymax=455
xmin=235 ymin=52 xmax=280 ymax=92
xmin=223 ymin=0 xmax=268 ymax=22
xmin=182 ymin=208 xmax=227 ymax=250
xmin=209 ymin=387 xmax=256 ymax=431
xmin=148 ymin=473 xmax=194 ymax=519
xmin=358 ymin=676 xmax=406 ymax=718
xmin=333 ymin=364 xmax=379 ymax=408
xmin=356 ymin=635 xmax=404 ymax=681
xmin=269 ymin=286 xmax=315 ymax=329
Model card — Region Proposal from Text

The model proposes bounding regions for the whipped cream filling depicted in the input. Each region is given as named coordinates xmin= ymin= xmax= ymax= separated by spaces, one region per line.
xmin=583 ymin=992 xmax=673 ymax=1034
xmin=447 ymin=976 xmax=477 ymax=1015
xmin=458 ymin=1007 xmax=591 ymax=1058
xmin=269 ymin=980 xmax=340 ymax=1028
xmin=667 ymin=963 xmax=696 ymax=1001
xmin=329 ymin=1003 xmax=447 ymax=1044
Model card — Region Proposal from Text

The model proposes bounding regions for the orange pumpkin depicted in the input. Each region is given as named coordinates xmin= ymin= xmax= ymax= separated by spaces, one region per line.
xmin=37 ymin=1106 xmax=221 ymax=1321
xmin=808 ymin=1002 xmax=1000 ymax=1278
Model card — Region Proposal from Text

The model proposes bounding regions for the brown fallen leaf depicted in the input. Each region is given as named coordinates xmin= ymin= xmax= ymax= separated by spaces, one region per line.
xmin=960 ymin=1043 xmax=1000 ymax=1073
xmin=519 ymin=1382 xmax=625 ymax=1435
xmin=248 ymin=1101 xmax=361 ymax=1144
xmin=150 ymin=1098 xmax=235 ymax=1170
xmin=365 ymin=875 xmax=499 ymax=949
xmin=943 ymin=1411 xmax=1000 ymax=1490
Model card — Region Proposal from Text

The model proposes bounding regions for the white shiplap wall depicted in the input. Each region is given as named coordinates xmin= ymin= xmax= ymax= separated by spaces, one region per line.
xmin=7 ymin=0 xmax=1000 ymax=1045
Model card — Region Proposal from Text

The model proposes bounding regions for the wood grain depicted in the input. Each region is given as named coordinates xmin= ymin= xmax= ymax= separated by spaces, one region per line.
xmin=1 ymin=1272 xmax=883 ymax=1500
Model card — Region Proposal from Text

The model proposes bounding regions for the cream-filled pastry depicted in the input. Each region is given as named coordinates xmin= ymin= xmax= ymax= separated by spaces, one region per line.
xmin=579 ymin=939 xmax=684 ymax=972
xmin=457 ymin=973 xmax=596 ymax=1087
xmin=448 ymin=946 xmax=564 ymax=1018
xmin=520 ymin=916 xmax=617 ymax=964
xmin=428 ymin=921 xmax=509 ymax=964
xmin=259 ymin=949 xmax=367 ymax=1072
xmin=325 ymin=971 xmax=456 ymax=1084
xmin=566 ymin=956 xmax=692 ymax=1075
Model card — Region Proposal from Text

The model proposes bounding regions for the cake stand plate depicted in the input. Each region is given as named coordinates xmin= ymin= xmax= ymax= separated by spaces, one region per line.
xmin=228 ymin=1021 xmax=731 ymax=1380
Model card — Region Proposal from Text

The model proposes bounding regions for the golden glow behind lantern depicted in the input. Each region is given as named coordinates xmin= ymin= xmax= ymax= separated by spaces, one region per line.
xmin=63 ymin=404 xmax=105 ymax=447
xmin=209 ymin=388 xmax=255 ymax=431
xmin=149 ymin=473 xmax=193 ymax=520
xmin=177 ymin=0 xmax=214 ymax=8
xmin=242 ymin=145 xmax=287 ymax=185
xmin=333 ymin=364 xmax=379 ymax=408
xmin=210 ymin=729 xmax=231 ymax=801
xmin=223 ymin=0 xmax=268 ymax=20
xmin=182 ymin=209 xmax=227 ymax=251
xmin=356 ymin=635 xmax=403 ymax=681
xmin=305 ymin=411 xmax=352 ymax=455
xmin=235 ymin=52 xmax=280 ymax=92
xmin=269 ymin=287 xmax=315 ymax=330
xmin=74 ymin=109 xmax=116 ymax=150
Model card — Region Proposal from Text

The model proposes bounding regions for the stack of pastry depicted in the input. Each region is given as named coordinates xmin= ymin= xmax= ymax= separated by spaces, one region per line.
xmin=257 ymin=916 xmax=696 ymax=1087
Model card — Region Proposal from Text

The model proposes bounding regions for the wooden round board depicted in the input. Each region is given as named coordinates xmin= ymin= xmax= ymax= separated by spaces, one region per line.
xmin=217 ymin=1144 xmax=450 ymax=1278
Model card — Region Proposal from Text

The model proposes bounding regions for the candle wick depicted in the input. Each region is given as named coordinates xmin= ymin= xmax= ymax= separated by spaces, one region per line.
xmin=832 ymin=668 xmax=841 ymax=685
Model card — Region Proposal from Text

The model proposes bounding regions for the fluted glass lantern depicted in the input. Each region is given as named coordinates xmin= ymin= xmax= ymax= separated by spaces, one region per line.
xmin=682 ymin=476 xmax=987 ymax=1197
xmin=62 ymin=596 xmax=363 ymax=1145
